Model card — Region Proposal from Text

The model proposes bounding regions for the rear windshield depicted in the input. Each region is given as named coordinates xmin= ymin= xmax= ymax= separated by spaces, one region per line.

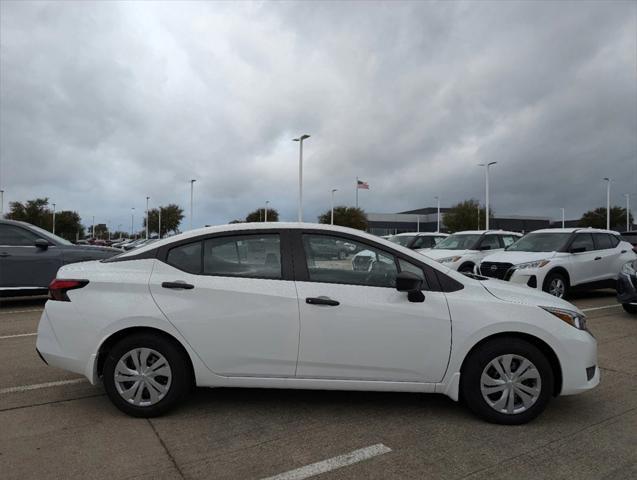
xmin=505 ymin=232 xmax=571 ymax=252
xmin=433 ymin=234 xmax=481 ymax=250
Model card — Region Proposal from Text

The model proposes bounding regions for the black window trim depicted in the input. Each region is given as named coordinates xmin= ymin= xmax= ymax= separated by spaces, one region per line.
xmin=291 ymin=229 xmax=463 ymax=292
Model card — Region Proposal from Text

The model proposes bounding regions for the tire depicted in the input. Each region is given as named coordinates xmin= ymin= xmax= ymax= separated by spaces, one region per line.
xmin=458 ymin=263 xmax=474 ymax=273
xmin=543 ymin=271 xmax=568 ymax=299
xmin=103 ymin=332 xmax=192 ymax=417
xmin=460 ymin=337 xmax=554 ymax=425
xmin=623 ymin=303 xmax=637 ymax=315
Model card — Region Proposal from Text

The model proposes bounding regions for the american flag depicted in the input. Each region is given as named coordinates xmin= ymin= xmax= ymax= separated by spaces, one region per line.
xmin=357 ymin=179 xmax=370 ymax=190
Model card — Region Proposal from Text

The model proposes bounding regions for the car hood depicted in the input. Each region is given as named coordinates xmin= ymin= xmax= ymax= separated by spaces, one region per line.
xmin=481 ymin=251 xmax=557 ymax=264
xmin=481 ymin=278 xmax=581 ymax=313
xmin=423 ymin=249 xmax=473 ymax=260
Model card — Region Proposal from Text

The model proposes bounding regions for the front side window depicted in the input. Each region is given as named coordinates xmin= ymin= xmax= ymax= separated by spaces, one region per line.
xmin=204 ymin=234 xmax=281 ymax=279
xmin=434 ymin=234 xmax=482 ymax=250
xmin=304 ymin=234 xmax=397 ymax=288
xmin=0 ymin=225 xmax=39 ymax=246
xmin=570 ymin=233 xmax=595 ymax=252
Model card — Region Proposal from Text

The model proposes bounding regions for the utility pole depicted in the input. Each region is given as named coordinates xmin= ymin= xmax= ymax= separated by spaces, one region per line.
xmin=293 ymin=134 xmax=310 ymax=221
xmin=158 ymin=208 xmax=162 ymax=239
xmin=603 ymin=178 xmax=611 ymax=230
xmin=435 ymin=196 xmax=440 ymax=232
xmin=131 ymin=207 xmax=135 ymax=239
xmin=478 ymin=162 xmax=497 ymax=230
xmin=331 ymin=189 xmax=337 ymax=225
xmin=561 ymin=208 xmax=565 ymax=228
xmin=145 ymin=196 xmax=150 ymax=240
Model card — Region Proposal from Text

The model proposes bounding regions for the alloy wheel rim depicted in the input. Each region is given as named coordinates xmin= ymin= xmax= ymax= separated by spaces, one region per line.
xmin=480 ymin=354 xmax=542 ymax=415
xmin=549 ymin=278 xmax=565 ymax=298
xmin=114 ymin=348 xmax=172 ymax=407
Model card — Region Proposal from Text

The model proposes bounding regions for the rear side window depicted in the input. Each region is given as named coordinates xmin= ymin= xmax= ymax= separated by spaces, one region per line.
xmin=203 ymin=234 xmax=281 ymax=279
xmin=0 ymin=225 xmax=39 ymax=246
xmin=166 ymin=242 xmax=202 ymax=274
xmin=593 ymin=234 xmax=612 ymax=250
xmin=480 ymin=235 xmax=500 ymax=250
xmin=570 ymin=233 xmax=594 ymax=252
xmin=609 ymin=235 xmax=620 ymax=248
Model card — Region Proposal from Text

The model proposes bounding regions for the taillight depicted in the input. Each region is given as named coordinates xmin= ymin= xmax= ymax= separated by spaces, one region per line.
xmin=48 ymin=279 xmax=89 ymax=301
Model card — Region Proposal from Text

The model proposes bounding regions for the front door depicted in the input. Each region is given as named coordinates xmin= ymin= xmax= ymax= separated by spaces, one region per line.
xmin=294 ymin=233 xmax=452 ymax=383
xmin=149 ymin=232 xmax=300 ymax=377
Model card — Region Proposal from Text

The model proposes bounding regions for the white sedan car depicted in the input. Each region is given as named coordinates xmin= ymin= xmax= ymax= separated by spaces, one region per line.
xmin=479 ymin=228 xmax=636 ymax=298
xmin=37 ymin=223 xmax=598 ymax=424
xmin=421 ymin=230 xmax=522 ymax=272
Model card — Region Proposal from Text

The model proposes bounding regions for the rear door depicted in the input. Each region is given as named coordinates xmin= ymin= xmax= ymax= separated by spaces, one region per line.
xmin=0 ymin=224 xmax=63 ymax=289
xmin=567 ymin=233 xmax=597 ymax=285
xmin=591 ymin=233 xmax=620 ymax=281
xmin=294 ymin=232 xmax=452 ymax=383
xmin=149 ymin=231 xmax=300 ymax=377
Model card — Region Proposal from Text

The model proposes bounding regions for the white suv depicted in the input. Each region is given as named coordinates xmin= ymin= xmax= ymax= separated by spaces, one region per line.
xmin=421 ymin=230 xmax=522 ymax=273
xmin=479 ymin=228 xmax=636 ymax=298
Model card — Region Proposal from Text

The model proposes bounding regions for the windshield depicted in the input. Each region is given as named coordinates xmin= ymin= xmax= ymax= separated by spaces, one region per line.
xmin=434 ymin=234 xmax=482 ymax=250
xmin=28 ymin=224 xmax=73 ymax=246
xmin=505 ymin=232 xmax=571 ymax=252
xmin=387 ymin=235 xmax=416 ymax=247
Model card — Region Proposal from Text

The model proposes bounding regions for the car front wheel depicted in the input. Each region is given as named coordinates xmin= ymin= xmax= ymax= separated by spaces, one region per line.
xmin=103 ymin=333 xmax=191 ymax=417
xmin=623 ymin=303 xmax=637 ymax=315
xmin=461 ymin=338 xmax=553 ymax=425
xmin=543 ymin=272 xmax=568 ymax=298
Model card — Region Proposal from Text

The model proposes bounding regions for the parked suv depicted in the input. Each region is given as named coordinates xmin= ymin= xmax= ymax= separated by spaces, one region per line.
xmin=0 ymin=219 xmax=120 ymax=296
xmin=385 ymin=232 xmax=448 ymax=250
xmin=421 ymin=230 xmax=522 ymax=272
xmin=478 ymin=228 xmax=635 ymax=298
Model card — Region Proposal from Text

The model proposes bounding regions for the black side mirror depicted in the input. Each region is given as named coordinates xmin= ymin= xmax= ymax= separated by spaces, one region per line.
xmin=34 ymin=238 xmax=49 ymax=250
xmin=570 ymin=246 xmax=586 ymax=253
xmin=396 ymin=271 xmax=425 ymax=303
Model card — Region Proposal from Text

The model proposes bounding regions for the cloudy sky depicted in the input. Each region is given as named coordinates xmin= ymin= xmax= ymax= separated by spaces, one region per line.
xmin=1 ymin=0 xmax=636 ymax=232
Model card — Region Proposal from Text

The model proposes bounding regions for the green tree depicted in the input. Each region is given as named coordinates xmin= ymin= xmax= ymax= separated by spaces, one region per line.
xmin=55 ymin=211 xmax=85 ymax=241
xmin=246 ymin=208 xmax=279 ymax=222
xmin=443 ymin=199 xmax=490 ymax=232
xmin=318 ymin=206 xmax=368 ymax=230
xmin=579 ymin=206 xmax=632 ymax=230
xmin=88 ymin=223 xmax=109 ymax=239
xmin=143 ymin=204 xmax=185 ymax=236
xmin=6 ymin=198 xmax=50 ymax=228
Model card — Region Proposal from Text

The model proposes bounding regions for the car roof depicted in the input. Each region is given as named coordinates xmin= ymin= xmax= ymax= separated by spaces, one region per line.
xmin=450 ymin=230 xmax=522 ymax=236
xmin=530 ymin=228 xmax=620 ymax=235
xmin=391 ymin=232 xmax=448 ymax=237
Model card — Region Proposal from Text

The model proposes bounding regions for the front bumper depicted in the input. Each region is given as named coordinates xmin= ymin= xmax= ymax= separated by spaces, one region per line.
xmin=558 ymin=328 xmax=600 ymax=396
xmin=617 ymin=272 xmax=637 ymax=305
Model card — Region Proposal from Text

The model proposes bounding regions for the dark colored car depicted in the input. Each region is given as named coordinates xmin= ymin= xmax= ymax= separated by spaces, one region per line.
xmin=0 ymin=219 xmax=120 ymax=297
xmin=617 ymin=259 xmax=637 ymax=315
xmin=620 ymin=231 xmax=637 ymax=253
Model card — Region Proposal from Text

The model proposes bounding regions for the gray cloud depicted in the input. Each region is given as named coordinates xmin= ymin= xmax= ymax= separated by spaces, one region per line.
xmin=1 ymin=0 xmax=635 ymax=231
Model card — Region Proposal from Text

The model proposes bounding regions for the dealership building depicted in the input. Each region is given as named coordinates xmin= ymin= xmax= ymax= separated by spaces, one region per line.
xmin=367 ymin=207 xmax=555 ymax=236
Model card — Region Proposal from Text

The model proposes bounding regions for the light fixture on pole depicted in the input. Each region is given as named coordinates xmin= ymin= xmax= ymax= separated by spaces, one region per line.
xmin=52 ymin=203 xmax=56 ymax=235
xmin=561 ymin=208 xmax=565 ymax=228
xmin=434 ymin=196 xmax=440 ymax=232
xmin=478 ymin=162 xmax=497 ymax=230
xmin=190 ymin=179 xmax=196 ymax=230
xmin=292 ymin=134 xmax=310 ymax=222
xmin=330 ymin=189 xmax=337 ymax=225
xmin=603 ymin=178 xmax=611 ymax=230
xmin=265 ymin=200 xmax=269 ymax=222
xmin=131 ymin=207 xmax=135 ymax=239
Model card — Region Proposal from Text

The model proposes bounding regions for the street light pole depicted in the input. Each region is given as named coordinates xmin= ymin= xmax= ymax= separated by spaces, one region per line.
xmin=435 ymin=196 xmax=440 ymax=232
xmin=561 ymin=208 xmax=565 ymax=228
xmin=107 ymin=219 xmax=111 ymax=241
xmin=52 ymin=203 xmax=56 ymax=235
xmin=158 ymin=208 xmax=162 ymax=239
xmin=131 ymin=207 xmax=135 ymax=239
xmin=478 ymin=162 xmax=497 ymax=230
xmin=330 ymin=189 xmax=337 ymax=225
xmin=0 ymin=190 xmax=4 ymax=216
xmin=265 ymin=201 xmax=269 ymax=222
xmin=92 ymin=216 xmax=95 ymax=239
xmin=293 ymin=134 xmax=310 ymax=222
xmin=626 ymin=193 xmax=631 ymax=231
xmin=603 ymin=178 xmax=611 ymax=230
xmin=145 ymin=196 xmax=150 ymax=240
xmin=190 ymin=179 xmax=196 ymax=230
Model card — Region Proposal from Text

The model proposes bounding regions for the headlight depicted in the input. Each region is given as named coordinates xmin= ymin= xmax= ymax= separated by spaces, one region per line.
xmin=438 ymin=256 xmax=462 ymax=263
xmin=622 ymin=261 xmax=636 ymax=275
xmin=540 ymin=306 xmax=587 ymax=330
xmin=516 ymin=259 xmax=550 ymax=270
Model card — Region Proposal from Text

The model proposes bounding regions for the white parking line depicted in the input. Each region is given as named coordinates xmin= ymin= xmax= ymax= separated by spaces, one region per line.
xmin=0 ymin=378 xmax=87 ymax=395
xmin=0 ymin=332 xmax=37 ymax=340
xmin=581 ymin=304 xmax=621 ymax=312
xmin=261 ymin=443 xmax=392 ymax=480
xmin=0 ymin=309 xmax=44 ymax=315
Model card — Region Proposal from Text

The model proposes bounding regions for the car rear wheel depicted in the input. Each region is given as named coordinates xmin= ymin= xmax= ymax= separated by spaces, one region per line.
xmin=622 ymin=303 xmax=637 ymax=315
xmin=103 ymin=333 xmax=191 ymax=417
xmin=461 ymin=338 xmax=553 ymax=424
xmin=543 ymin=272 xmax=568 ymax=299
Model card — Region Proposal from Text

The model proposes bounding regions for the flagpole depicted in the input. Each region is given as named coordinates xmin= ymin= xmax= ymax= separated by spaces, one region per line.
xmin=356 ymin=176 xmax=358 ymax=209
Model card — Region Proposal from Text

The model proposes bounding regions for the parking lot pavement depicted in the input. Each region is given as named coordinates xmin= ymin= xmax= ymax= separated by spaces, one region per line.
xmin=1 ymin=292 xmax=636 ymax=480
